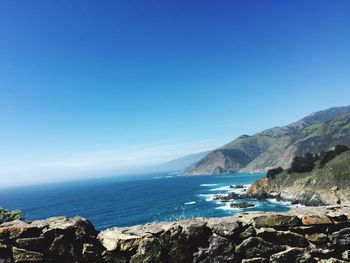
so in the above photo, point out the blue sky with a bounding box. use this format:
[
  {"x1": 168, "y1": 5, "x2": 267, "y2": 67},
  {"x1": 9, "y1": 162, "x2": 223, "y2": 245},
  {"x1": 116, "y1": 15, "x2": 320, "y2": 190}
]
[{"x1": 0, "y1": 0, "x2": 349, "y2": 186}]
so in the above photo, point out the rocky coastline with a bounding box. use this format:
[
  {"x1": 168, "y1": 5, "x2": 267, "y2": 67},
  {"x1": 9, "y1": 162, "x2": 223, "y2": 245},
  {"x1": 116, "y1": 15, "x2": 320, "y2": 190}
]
[
  {"x1": 2, "y1": 205, "x2": 350, "y2": 262},
  {"x1": 246, "y1": 146, "x2": 350, "y2": 207}
]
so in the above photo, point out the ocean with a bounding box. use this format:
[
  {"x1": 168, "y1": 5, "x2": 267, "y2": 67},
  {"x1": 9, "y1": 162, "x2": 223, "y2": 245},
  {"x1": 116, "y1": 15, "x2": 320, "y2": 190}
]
[{"x1": 0, "y1": 172, "x2": 292, "y2": 230}]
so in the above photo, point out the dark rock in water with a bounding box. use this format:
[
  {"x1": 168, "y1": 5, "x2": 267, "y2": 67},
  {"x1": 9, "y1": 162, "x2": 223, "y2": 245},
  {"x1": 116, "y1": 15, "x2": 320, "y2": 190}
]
[
  {"x1": 213, "y1": 192, "x2": 245, "y2": 202},
  {"x1": 235, "y1": 237, "x2": 284, "y2": 259},
  {"x1": 230, "y1": 202, "x2": 255, "y2": 209},
  {"x1": 230, "y1": 184, "x2": 245, "y2": 189}
]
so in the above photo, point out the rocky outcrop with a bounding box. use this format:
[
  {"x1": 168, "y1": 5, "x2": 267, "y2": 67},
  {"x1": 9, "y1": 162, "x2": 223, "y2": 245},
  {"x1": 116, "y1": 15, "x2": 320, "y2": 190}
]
[
  {"x1": 0, "y1": 216, "x2": 104, "y2": 263},
  {"x1": 184, "y1": 106, "x2": 350, "y2": 175},
  {"x1": 247, "y1": 146, "x2": 350, "y2": 206},
  {"x1": 3, "y1": 206, "x2": 350, "y2": 262}
]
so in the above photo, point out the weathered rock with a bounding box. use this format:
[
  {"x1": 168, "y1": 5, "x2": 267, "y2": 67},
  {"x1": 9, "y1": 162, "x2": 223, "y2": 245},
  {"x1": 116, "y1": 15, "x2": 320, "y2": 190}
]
[
  {"x1": 81, "y1": 242, "x2": 103, "y2": 262},
  {"x1": 319, "y1": 258, "x2": 350, "y2": 263},
  {"x1": 193, "y1": 235, "x2": 235, "y2": 263},
  {"x1": 242, "y1": 258, "x2": 269, "y2": 263},
  {"x1": 301, "y1": 215, "x2": 333, "y2": 225},
  {"x1": 0, "y1": 221, "x2": 40, "y2": 239},
  {"x1": 15, "y1": 237, "x2": 46, "y2": 253},
  {"x1": 342, "y1": 250, "x2": 350, "y2": 261},
  {"x1": 3, "y1": 206, "x2": 350, "y2": 262},
  {"x1": 206, "y1": 217, "x2": 241, "y2": 239},
  {"x1": 12, "y1": 247, "x2": 44, "y2": 263},
  {"x1": 98, "y1": 227, "x2": 145, "y2": 252},
  {"x1": 48, "y1": 234, "x2": 79, "y2": 263},
  {"x1": 31, "y1": 216, "x2": 97, "y2": 238},
  {"x1": 270, "y1": 248, "x2": 315, "y2": 263},
  {"x1": 252, "y1": 214, "x2": 301, "y2": 228},
  {"x1": 329, "y1": 227, "x2": 350, "y2": 246},
  {"x1": 289, "y1": 225, "x2": 327, "y2": 235},
  {"x1": 0, "y1": 243, "x2": 12, "y2": 262},
  {"x1": 306, "y1": 233, "x2": 328, "y2": 245},
  {"x1": 257, "y1": 229, "x2": 309, "y2": 247},
  {"x1": 235, "y1": 237, "x2": 284, "y2": 259},
  {"x1": 240, "y1": 226, "x2": 256, "y2": 239}
]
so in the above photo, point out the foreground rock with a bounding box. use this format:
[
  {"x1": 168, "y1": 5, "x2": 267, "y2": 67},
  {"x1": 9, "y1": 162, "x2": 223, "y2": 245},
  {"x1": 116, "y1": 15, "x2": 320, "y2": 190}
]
[{"x1": 2, "y1": 205, "x2": 350, "y2": 262}]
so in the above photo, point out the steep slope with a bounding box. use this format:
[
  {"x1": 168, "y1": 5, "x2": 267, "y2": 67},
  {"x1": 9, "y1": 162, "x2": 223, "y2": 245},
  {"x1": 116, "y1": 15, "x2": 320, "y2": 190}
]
[
  {"x1": 184, "y1": 106, "x2": 350, "y2": 175},
  {"x1": 241, "y1": 113, "x2": 350, "y2": 172},
  {"x1": 247, "y1": 146, "x2": 350, "y2": 206}
]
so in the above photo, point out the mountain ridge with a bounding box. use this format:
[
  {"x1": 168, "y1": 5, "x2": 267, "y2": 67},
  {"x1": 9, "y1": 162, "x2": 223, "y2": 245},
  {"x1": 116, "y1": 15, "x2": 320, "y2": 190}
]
[{"x1": 184, "y1": 106, "x2": 350, "y2": 175}]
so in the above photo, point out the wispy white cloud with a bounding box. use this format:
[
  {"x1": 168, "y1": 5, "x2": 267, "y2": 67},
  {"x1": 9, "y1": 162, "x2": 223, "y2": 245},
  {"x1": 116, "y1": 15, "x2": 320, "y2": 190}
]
[
  {"x1": 39, "y1": 138, "x2": 219, "y2": 170},
  {"x1": 0, "y1": 138, "x2": 223, "y2": 187}
]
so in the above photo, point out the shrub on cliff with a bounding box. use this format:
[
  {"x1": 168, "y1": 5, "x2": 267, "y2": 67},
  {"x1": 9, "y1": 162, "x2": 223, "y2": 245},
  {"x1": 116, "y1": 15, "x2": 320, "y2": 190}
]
[
  {"x1": 319, "y1": 145, "x2": 349, "y2": 168},
  {"x1": 0, "y1": 207, "x2": 22, "y2": 224},
  {"x1": 287, "y1": 153, "x2": 318, "y2": 174},
  {"x1": 267, "y1": 167, "x2": 283, "y2": 179}
]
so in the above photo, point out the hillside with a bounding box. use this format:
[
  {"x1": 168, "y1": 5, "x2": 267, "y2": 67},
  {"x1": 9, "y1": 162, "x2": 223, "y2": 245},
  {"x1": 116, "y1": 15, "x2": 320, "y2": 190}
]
[
  {"x1": 184, "y1": 106, "x2": 350, "y2": 175},
  {"x1": 247, "y1": 145, "x2": 350, "y2": 205}
]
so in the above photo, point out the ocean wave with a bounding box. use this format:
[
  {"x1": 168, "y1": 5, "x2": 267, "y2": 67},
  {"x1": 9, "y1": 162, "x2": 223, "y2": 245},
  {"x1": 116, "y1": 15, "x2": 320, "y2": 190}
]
[
  {"x1": 266, "y1": 199, "x2": 292, "y2": 206},
  {"x1": 152, "y1": 175, "x2": 173, "y2": 179},
  {"x1": 209, "y1": 184, "x2": 251, "y2": 192},
  {"x1": 198, "y1": 194, "x2": 216, "y2": 202},
  {"x1": 200, "y1": 184, "x2": 218, "y2": 187},
  {"x1": 215, "y1": 203, "x2": 242, "y2": 211},
  {"x1": 215, "y1": 201, "x2": 259, "y2": 211},
  {"x1": 209, "y1": 186, "x2": 231, "y2": 191},
  {"x1": 184, "y1": 201, "x2": 196, "y2": 205}
]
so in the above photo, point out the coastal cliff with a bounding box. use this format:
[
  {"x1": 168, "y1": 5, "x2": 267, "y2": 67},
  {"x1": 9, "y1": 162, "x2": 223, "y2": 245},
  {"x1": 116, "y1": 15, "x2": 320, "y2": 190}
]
[
  {"x1": 184, "y1": 106, "x2": 350, "y2": 175},
  {"x1": 2, "y1": 205, "x2": 350, "y2": 262},
  {"x1": 247, "y1": 145, "x2": 350, "y2": 206}
]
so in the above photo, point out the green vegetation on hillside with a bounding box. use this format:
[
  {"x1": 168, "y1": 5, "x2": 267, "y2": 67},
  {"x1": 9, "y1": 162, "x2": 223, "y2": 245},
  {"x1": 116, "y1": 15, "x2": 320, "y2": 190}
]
[{"x1": 0, "y1": 208, "x2": 22, "y2": 224}]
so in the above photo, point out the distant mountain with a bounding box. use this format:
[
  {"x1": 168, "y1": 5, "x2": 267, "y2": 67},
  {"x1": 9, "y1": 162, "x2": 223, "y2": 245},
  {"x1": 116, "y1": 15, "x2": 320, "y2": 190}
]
[
  {"x1": 153, "y1": 151, "x2": 210, "y2": 172},
  {"x1": 184, "y1": 106, "x2": 350, "y2": 175}
]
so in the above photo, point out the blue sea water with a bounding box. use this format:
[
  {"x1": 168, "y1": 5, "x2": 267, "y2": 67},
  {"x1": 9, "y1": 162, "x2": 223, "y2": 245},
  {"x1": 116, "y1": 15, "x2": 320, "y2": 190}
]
[{"x1": 0, "y1": 172, "x2": 291, "y2": 230}]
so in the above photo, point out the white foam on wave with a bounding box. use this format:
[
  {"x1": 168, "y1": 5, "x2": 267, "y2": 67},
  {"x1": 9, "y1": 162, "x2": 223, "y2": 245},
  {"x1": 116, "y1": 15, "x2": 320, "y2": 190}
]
[
  {"x1": 292, "y1": 203, "x2": 306, "y2": 208},
  {"x1": 184, "y1": 201, "x2": 196, "y2": 205},
  {"x1": 152, "y1": 175, "x2": 173, "y2": 179},
  {"x1": 198, "y1": 194, "x2": 216, "y2": 202},
  {"x1": 200, "y1": 184, "x2": 218, "y2": 187},
  {"x1": 209, "y1": 186, "x2": 231, "y2": 191},
  {"x1": 266, "y1": 199, "x2": 292, "y2": 206},
  {"x1": 215, "y1": 201, "x2": 259, "y2": 211},
  {"x1": 215, "y1": 203, "x2": 242, "y2": 211}
]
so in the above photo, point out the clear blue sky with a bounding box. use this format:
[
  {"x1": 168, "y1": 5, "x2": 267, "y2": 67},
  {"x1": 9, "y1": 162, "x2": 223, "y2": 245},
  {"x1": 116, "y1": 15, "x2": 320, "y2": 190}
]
[{"x1": 0, "y1": 0, "x2": 349, "y2": 186}]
